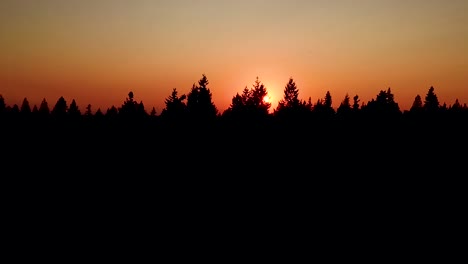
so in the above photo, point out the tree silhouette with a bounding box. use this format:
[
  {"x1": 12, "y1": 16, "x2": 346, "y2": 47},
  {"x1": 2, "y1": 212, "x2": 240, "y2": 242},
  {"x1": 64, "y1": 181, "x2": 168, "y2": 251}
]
[
  {"x1": 38, "y1": 98, "x2": 50, "y2": 117},
  {"x1": 223, "y1": 77, "x2": 271, "y2": 123},
  {"x1": 450, "y1": 99, "x2": 462, "y2": 112},
  {"x1": 32, "y1": 105, "x2": 38, "y2": 115},
  {"x1": 410, "y1": 95, "x2": 423, "y2": 114},
  {"x1": 352, "y1": 95, "x2": 360, "y2": 111},
  {"x1": 68, "y1": 99, "x2": 81, "y2": 119},
  {"x1": 363, "y1": 88, "x2": 401, "y2": 119},
  {"x1": 119, "y1": 91, "x2": 147, "y2": 119},
  {"x1": 106, "y1": 106, "x2": 118, "y2": 118},
  {"x1": 337, "y1": 93, "x2": 352, "y2": 118},
  {"x1": 313, "y1": 91, "x2": 335, "y2": 119},
  {"x1": 20, "y1": 98, "x2": 31, "y2": 115},
  {"x1": 186, "y1": 74, "x2": 218, "y2": 123},
  {"x1": 95, "y1": 108, "x2": 104, "y2": 118},
  {"x1": 277, "y1": 77, "x2": 300, "y2": 109},
  {"x1": 150, "y1": 107, "x2": 157, "y2": 117},
  {"x1": 10, "y1": 104, "x2": 20, "y2": 115},
  {"x1": 85, "y1": 104, "x2": 92, "y2": 117},
  {"x1": 424, "y1": 86, "x2": 440, "y2": 113},
  {"x1": 250, "y1": 76, "x2": 271, "y2": 116},
  {"x1": 274, "y1": 77, "x2": 309, "y2": 121},
  {"x1": 52, "y1": 96, "x2": 68, "y2": 119},
  {"x1": 161, "y1": 88, "x2": 187, "y2": 122},
  {"x1": 0, "y1": 95, "x2": 6, "y2": 115},
  {"x1": 222, "y1": 86, "x2": 250, "y2": 121}
]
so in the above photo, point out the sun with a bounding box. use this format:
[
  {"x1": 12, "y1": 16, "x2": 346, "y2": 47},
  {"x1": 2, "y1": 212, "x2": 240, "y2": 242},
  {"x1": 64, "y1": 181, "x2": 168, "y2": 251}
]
[{"x1": 263, "y1": 95, "x2": 271, "y2": 103}]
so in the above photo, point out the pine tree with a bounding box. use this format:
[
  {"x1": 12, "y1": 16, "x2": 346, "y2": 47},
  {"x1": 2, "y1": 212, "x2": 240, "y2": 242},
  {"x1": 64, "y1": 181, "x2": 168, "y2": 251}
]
[
  {"x1": 424, "y1": 86, "x2": 440, "y2": 113},
  {"x1": 0, "y1": 95, "x2": 5, "y2": 115},
  {"x1": 52, "y1": 96, "x2": 68, "y2": 118},
  {"x1": 352, "y1": 95, "x2": 360, "y2": 111},
  {"x1": 68, "y1": 99, "x2": 81, "y2": 119},
  {"x1": 278, "y1": 77, "x2": 300, "y2": 109},
  {"x1": 150, "y1": 107, "x2": 157, "y2": 117},
  {"x1": 20, "y1": 98, "x2": 31, "y2": 114},
  {"x1": 410, "y1": 95, "x2": 423, "y2": 113},
  {"x1": 186, "y1": 74, "x2": 218, "y2": 122},
  {"x1": 39, "y1": 98, "x2": 50, "y2": 116},
  {"x1": 161, "y1": 88, "x2": 187, "y2": 121},
  {"x1": 337, "y1": 93, "x2": 352, "y2": 116}
]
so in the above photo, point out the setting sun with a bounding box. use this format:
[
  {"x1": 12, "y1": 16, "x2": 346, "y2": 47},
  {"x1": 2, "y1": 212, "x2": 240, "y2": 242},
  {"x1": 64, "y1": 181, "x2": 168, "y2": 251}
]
[{"x1": 263, "y1": 95, "x2": 271, "y2": 103}]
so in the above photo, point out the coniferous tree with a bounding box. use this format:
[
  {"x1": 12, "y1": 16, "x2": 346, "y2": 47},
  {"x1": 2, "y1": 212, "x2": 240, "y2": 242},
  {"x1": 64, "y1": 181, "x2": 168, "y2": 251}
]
[
  {"x1": 222, "y1": 87, "x2": 249, "y2": 120},
  {"x1": 150, "y1": 107, "x2": 157, "y2": 117},
  {"x1": 0, "y1": 95, "x2": 5, "y2": 115},
  {"x1": 450, "y1": 99, "x2": 462, "y2": 112},
  {"x1": 186, "y1": 74, "x2": 218, "y2": 122},
  {"x1": 38, "y1": 98, "x2": 50, "y2": 117},
  {"x1": 20, "y1": 98, "x2": 31, "y2": 115},
  {"x1": 118, "y1": 91, "x2": 147, "y2": 120},
  {"x1": 85, "y1": 104, "x2": 92, "y2": 117},
  {"x1": 223, "y1": 77, "x2": 272, "y2": 123},
  {"x1": 52, "y1": 96, "x2": 68, "y2": 119},
  {"x1": 68, "y1": 99, "x2": 81, "y2": 120},
  {"x1": 10, "y1": 104, "x2": 20, "y2": 115},
  {"x1": 313, "y1": 91, "x2": 335, "y2": 118},
  {"x1": 410, "y1": 95, "x2": 423, "y2": 114},
  {"x1": 274, "y1": 77, "x2": 309, "y2": 121},
  {"x1": 363, "y1": 88, "x2": 401, "y2": 118},
  {"x1": 424, "y1": 86, "x2": 440, "y2": 113},
  {"x1": 95, "y1": 108, "x2": 104, "y2": 118},
  {"x1": 250, "y1": 76, "x2": 271, "y2": 117},
  {"x1": 337, "y1": 93, "x2": 352, "y2": 117},
  {"x1": 352, "y1": 95, "x2": 360, "y2": 111},
  {"x1": 161, "y1": 88, "x2": 187, "y2": 122},
  {"x1": 277, "y1": 77, "x2": 300, "y2": 109},
  {"x1": 106, "y1": 105, "x2": 118, "y2": 117}
]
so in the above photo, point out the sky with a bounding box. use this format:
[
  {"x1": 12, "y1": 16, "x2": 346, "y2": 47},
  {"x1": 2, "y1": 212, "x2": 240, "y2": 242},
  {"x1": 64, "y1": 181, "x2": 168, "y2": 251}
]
[{"x1": 1, "y1": 0, "x2": 468, "y2": 113}]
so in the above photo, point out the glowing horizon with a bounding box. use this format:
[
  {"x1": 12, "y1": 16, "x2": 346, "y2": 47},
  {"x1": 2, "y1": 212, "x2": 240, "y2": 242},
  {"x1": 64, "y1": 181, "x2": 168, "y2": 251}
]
[{"x1": 1, "y1": 0, "x2": 468, "y2": 113}]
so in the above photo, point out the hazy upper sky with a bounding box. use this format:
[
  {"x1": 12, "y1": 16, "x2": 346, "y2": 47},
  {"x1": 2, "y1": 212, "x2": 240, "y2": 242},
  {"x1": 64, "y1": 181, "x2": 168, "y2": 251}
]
[{"x1": 1, "y1": 0, "x2": 467, "y2": 112}]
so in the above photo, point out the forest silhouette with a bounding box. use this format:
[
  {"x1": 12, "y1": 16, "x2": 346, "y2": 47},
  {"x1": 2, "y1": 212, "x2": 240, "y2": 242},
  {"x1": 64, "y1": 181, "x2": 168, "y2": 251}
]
[{"x1": 1, "y1": 74, "x2": 467, "y2": 184}]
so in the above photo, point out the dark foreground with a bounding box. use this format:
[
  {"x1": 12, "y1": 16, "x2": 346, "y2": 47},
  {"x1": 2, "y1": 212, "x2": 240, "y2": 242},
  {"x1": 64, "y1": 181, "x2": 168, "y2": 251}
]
[{"x1": 2, "y1": 118, "x2": 466, "y2": 251}]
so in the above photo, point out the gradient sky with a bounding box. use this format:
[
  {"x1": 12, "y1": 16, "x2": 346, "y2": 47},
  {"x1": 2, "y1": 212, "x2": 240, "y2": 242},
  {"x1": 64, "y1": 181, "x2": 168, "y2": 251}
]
[{"x1": 1, "y1": 0, "x2": 467, "y2": 113}]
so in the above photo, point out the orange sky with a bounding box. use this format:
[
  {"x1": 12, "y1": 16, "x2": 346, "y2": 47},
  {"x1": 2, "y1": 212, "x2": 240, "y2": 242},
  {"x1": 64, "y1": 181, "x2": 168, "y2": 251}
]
[{"x1": 1, "y1": 0, "x2": 467, "y2": 113}]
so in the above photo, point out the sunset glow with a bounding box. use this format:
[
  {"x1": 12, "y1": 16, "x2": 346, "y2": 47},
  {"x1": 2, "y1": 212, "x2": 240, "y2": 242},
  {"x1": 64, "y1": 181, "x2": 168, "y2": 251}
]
[{"x1": 1, "y1": 0, "x2": 468, "y2": 113}]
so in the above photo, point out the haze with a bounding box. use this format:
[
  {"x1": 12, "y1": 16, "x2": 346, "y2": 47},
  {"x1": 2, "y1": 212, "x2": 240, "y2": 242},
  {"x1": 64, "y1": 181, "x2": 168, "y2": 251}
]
[{"x1": 1, "y1": 0, "x2": 467, "y2": 113}]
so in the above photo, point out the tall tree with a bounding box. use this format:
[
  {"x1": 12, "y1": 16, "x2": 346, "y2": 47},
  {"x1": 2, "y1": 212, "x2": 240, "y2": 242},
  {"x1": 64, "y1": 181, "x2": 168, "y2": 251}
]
[
  {"x1": 20, "y1": 98, "x2": 31, "y2": 114},
  {"x1": 68, "y1": 99, "x2": 81, "y2": 119},
  {"x1": 0, "y1": 95, "x2": 6, "y2": 115},
  {"x1": 223, "y1": 78, "x2": 272, "y2": 122},
  {"x1": 337, "y1": 93, "x2": 352, "y2": 116},
  {"x1": 250, "y1": 76, "x2": 271, "y2": 115},
  {"x1": 150, "y1": 107, "x2": 157, "y2": 117},
  {"x1": 39, "y1": 98, "x2": 50, "y2": 116},
  {"x1": 119, "y1": 91, "x2": 147, "y2": 118},
  {"x1": 95, "y1": 108, "x2": 104, "y2": 118},
  {"x1": 352, "y1": 95, "x2": 360, "y2": 111},
  {"x1": 277, "y1": 77, "x2": 300, "y2": 109},
  {"x1": 106, "y1": 106, "x2": 119, "y2": 118},
  {"x1": 186, "y1": 74, "x2": 218, "y2": 122},
  {"x1": 313, "y1": 91, "x2": 335, "y2": 117},
  {"x1": 410, "y1": 95, "x2": 423, "y2": 113},
  {"x1": 85, "y1": 104, "x2": 92, "y2": 117},
  {"x1": 52, "y1": 96, "x2": 68, "y2": 118},
  {"x1": 161, "y1": 88, "x2": 187, "y2": 121},
  {"x1": 363, "y1": 88, "x2": 401, "y2": 118},
  {"x1": 423, "y1": 86, "x2": 440, "y2": 113},
  {"x1": 274, "y1": 77, "x2": 309, "y2": 120}
]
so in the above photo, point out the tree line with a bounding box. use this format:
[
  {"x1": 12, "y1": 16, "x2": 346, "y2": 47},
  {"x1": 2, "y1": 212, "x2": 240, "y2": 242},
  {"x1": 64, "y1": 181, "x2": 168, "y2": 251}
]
[{"x1": 1, "y1": 74, "x2": 467, "y2": 128}]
